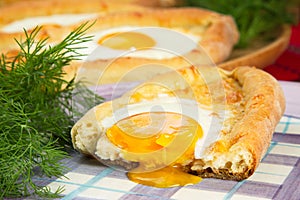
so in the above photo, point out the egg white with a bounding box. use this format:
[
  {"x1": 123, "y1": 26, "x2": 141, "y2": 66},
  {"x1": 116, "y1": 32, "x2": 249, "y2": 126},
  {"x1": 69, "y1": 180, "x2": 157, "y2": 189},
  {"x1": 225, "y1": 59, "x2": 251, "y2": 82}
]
[
  {"x1": 100, "y1": 96, "x2": 230, "y2": 159},
  {"x1": 81, "y1": 26, "x2": 201, "y2": 61},
  {"x1": 1, "y1": 13, "x2": 99, "y2": 33}
]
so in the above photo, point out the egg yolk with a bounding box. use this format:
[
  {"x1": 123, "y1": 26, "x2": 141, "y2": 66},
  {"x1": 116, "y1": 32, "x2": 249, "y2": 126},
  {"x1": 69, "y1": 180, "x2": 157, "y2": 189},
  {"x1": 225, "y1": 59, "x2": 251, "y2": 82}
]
[
  {"x1": 98, "y1": 32, "x2": 156, "y2": 50},
  {"x1": 106, "y1": 112, "x2": 203, "y2": 188}
]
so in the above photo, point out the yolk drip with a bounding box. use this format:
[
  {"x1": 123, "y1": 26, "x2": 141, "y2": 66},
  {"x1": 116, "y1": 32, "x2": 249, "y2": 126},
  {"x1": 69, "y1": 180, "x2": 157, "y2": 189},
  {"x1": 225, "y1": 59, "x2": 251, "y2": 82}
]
[
  {"x1": 127, "y1": 165, "x2": 202, "y2": 188},
  {"x1": 98, "y1": 32, "x2": 156, "y2": 50},
  {"x1": 106, "y1": 112, "x2": 203, "y2": 188}
]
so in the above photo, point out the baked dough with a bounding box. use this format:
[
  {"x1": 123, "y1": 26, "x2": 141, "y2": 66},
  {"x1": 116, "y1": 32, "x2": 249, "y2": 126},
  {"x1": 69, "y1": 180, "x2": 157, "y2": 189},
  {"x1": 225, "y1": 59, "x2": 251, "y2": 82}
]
[
  {"x1": 74, "y1": 7, "x2": 239, "y2": 84},
  {"x1": 0, "y1": 0, "x2": 147, "y2": 51},
  {"x1": 0, "y1": 0, "x2": 170, "y2": 8},
  {"x1": 71, "y1": 65, "x2": 285, "y2": 181},
  {"x1": 0, "y1": 4, "x2": 239, "y2": 85}
]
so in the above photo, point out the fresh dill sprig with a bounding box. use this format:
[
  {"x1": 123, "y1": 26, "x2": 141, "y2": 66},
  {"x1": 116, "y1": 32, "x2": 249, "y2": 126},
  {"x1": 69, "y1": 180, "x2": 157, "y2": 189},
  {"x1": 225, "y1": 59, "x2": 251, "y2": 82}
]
[
  {"x1": 0, "y1": 22, "x2": 104, "y2": 198},
  {"x1": 185, "y1": 0, "x2": 296, "y2": 48}
]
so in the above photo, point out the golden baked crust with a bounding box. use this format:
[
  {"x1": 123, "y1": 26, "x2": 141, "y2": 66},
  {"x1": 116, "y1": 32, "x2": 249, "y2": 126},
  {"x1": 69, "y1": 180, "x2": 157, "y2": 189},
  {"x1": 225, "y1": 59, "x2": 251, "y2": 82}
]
[
  {"x1": 0, "y1": 0, "x2": 147, "y2": 50},
  {"x1": 76, "y1": 7, "x2": 239, "y2": 84},
  {"x1": 189, "y1": 66, "x2": 285, "y2": 180},
  {"x1": 0, "y1": 5, "x2": 239, "y2": 84},
  {"x1": 0, "y1": 0, "x2": 146, "y2": 27},
  {"x1": 0, "y1": 0, "x2": 170, "y2": 8},
  {"x1": 71, "y1": 65, "x2": 285, "y2": 181}
]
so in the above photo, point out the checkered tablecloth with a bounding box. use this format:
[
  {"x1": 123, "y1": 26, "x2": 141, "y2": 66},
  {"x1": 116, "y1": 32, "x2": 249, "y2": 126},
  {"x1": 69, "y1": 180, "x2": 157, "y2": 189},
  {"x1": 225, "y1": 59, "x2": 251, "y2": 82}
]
[{"x1": 29, "y1": 82, "x2": 300, "y2": 200}]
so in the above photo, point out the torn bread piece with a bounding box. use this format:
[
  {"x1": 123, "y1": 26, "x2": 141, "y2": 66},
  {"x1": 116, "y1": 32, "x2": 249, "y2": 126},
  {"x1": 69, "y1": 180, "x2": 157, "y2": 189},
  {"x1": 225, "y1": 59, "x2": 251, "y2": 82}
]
[{"x1": 71, "y1": 66, "x2": 285, "y2": 185}]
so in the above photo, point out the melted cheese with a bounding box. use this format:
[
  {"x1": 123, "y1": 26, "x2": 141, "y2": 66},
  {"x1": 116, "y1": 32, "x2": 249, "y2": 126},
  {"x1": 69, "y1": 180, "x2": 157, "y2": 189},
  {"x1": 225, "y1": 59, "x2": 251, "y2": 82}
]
[
  {"x1": 1, "y1": 13, "x2": 99, "y2": 33},
  {"x1": 3, "y1": 18, "x2": 202, "y2": 61}
]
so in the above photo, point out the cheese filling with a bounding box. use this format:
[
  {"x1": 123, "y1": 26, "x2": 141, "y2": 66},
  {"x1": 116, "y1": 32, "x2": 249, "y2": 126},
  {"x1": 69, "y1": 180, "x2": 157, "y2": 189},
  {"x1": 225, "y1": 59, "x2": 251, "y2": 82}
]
[
  {"x1": 3, "y1": 18, "x2": 202, "y2": 61},
  {"x1": 1, "y1": 13, "x2": 99, "y2": 33}
]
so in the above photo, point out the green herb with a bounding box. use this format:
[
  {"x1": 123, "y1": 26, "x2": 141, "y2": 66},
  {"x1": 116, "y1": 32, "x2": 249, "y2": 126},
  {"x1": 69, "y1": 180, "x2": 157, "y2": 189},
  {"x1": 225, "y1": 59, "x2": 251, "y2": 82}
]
[
  {"x1": 0, "y1": 23, "x2": 103, "y2": 198},
  {"x1": 185, "y1": 0, "x2": 296, "y2": 47}
]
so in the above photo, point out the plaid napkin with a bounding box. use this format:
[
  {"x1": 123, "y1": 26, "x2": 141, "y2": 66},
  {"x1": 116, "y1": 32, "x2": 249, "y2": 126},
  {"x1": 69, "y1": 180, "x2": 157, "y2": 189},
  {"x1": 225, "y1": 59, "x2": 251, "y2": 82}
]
[{"x1": 264, "y1": 22, "x2": 300, "y2": 82}]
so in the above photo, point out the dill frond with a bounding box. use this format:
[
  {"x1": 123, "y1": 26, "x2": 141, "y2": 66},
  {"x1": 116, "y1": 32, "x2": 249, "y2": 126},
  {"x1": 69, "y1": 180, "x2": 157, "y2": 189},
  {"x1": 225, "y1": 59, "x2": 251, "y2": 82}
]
[{"x1": 0, "y1": 22, "x2": 103, "y2": 198}]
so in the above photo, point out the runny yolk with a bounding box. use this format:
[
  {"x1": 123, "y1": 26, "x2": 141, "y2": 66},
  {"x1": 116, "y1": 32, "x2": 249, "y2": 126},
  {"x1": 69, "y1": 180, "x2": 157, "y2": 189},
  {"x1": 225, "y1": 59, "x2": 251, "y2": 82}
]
[
  {"x1": 98, "y1": 32, "x2": 156, "y2": 50},
  {"x1": 127, "y1": 165, "x2": 201, "y2": 188},
  {"x1": 106, "y1": 112, "x2": 203, "y2": 188}
]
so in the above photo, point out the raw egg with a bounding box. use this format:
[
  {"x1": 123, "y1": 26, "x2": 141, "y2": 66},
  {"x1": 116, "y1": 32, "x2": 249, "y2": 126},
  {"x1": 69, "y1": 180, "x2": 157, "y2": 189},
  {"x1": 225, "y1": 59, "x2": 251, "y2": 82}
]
[{"x1": 106, "y1": 111, "x2": 203, "y2": 187}]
